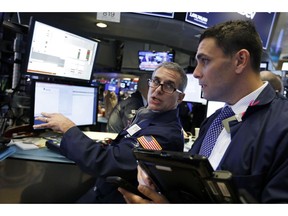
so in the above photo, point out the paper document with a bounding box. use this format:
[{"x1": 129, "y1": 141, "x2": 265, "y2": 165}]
[{"x1": 9, "y1": 137, "x2": 47, "y2": 150}]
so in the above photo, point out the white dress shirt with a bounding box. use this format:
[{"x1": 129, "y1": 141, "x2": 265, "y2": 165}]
[{"x1": 209, "y1": 82, "x2": 268, "y2": 170}]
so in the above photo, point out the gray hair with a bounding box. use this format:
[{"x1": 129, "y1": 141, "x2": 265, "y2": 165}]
[{"x1": 153, "y1": 62, "x2": 187, "y2": 92}]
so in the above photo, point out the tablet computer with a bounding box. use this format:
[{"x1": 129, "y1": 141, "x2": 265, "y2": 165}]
[{"x1": 133, "y1": 148, "x2": 240, "y2": 203}]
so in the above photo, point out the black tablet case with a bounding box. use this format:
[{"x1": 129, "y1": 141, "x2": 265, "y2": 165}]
[{"x1": 133, "y1": 148, "x2": 240, "y2": 203}]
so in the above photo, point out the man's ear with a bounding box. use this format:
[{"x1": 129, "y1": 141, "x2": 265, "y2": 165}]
[
  {"x1": 177, "y1": 93, "x2": 185, "y2": 103},
  {"x1": 235, "y1": 49, "x2": 249, "y2": 73}
]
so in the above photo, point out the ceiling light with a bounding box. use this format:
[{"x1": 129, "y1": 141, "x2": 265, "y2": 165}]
[{"x1": 96, "y1": 22, "x2": 107, "y2": 28}]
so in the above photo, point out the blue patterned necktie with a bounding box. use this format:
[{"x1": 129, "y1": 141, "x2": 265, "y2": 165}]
[{"x1": 199, "y1": 106, "x2": 234, "y2": 158}]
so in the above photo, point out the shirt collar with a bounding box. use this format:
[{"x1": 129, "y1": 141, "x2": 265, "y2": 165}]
[
  {"x1": 230, "y1": 81, "x2": 268, "y2": 115},
  {"x1": 142, "y1": 94, "x2": 148, "y2": 107}
]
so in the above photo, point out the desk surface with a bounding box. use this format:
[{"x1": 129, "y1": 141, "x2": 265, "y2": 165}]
[
  {"x1": 1, "y1": 131, "x2": 118, "y2": 203},
  {"x1": 9, "y1": 131, "x2": 118, "y2": 163},
  {"x1": 1, "y1": 152, "x2": 95, "y2": 203},
  {"x1": 9, "y1": 131, "x2": 191, "y2": 163},
  {"x1": 10, "y1": 146, "x2": 73, "y2": 163}
]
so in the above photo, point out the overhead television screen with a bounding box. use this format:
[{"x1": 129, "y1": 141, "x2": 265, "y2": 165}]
[
  {"x1": 136, "y1": 12, "x2": 175, "y2": 19},
  {"x1": 23, "y1": 19, "x2": 99, "y2": 82},
  {"x1": 138, "y1": 50, "x2": 174, "y2": 71},
  {"x1": 185, "y1": 12, "x2": 277, "y2": 49},
  {"x1": 105, "y1": 82, "x2": 120, "y2": 94}
]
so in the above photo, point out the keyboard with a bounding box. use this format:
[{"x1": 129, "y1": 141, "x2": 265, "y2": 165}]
[
  {"x1": 43, "y1": 131, "x2": 118, "y2": 154},
  {"x1": 41, "y1": 132, "x2": 63, "y2": 154},
  {"x1": 45, "y1": 139, "x2": 62, "y2": 154}
]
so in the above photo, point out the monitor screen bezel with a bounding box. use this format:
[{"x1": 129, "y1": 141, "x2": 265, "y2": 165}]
[
  {"x1": 30, "y1": 79, "x2": 99, "y2": 131},
  {"x1": 22, "y1": 17, "x2": 99, "y2": 84}
]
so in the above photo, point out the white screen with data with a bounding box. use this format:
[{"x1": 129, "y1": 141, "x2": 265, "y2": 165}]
[{"x1": 33, "y1": 81, "x2": 98, "y2": 127}]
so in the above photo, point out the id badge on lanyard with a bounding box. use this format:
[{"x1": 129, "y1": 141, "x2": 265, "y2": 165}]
[{"x1": 126, "y1": 124, "x2": 141, "y2": 136}]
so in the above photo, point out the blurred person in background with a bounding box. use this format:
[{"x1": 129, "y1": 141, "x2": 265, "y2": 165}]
[
  {"x1": 260, "y1": 70, "x2": 283, "y2": 94},
  {"x1": 106, "y1": 73, "x2": 150, "y2": 133}
]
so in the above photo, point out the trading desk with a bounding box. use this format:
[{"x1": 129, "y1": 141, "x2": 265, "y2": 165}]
[
  {"x1": 0, "y1": 131, "x2": 117, "y2": 203},
  {"x1": 8, "y1": 146, "x2": 73, "y2": 163},
  {"x1": 0, "y1": 131, "x2": 191, "y2": 203}
]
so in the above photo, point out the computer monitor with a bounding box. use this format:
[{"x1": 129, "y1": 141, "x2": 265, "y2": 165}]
[
  {"x1": 183, "y1": 74, "x2": 207, "y2": 105},
  {"x1": 281, "y1": 62, "x2": 288, "y2": 71},
  {"x1": 138, "y1": 50, "x2": 174, "y2": 71},
  {"x1": 128, "y1": 81, "x2": 138, "y2": 92},
  {"x1": 30, "y1": 80, "x2": 98, "y2": 130},
  {"x1": 260, "y1": 61, "x2": 269, "y2": 71},
  {"x1": 119, "y1": 79, "x2": 131, "y2": 91},
  {"x1": 206, "y1": 101, "x2": 225, "y2": 118},
  {"x1": 23, "y1": 18, "x2": 99, "y2": 83},
  {"x1": 104, "y1": 82, "x2": 120, "y2": 95}
]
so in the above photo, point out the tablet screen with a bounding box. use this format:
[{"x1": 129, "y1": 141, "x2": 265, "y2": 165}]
[{"x1": 133, "y1": 148, "x2": 240, "y2": 203}]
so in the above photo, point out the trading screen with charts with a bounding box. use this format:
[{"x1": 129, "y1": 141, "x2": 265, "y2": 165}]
[{"x1": 25, "y1": 20, "x2": 98, "y2": 82}]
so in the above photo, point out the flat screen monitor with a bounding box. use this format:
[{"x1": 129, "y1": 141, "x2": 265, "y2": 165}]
[
  {"x1": 206, "y1": 101, "x2": 225, "y2": 118},
  {"x1": 128, "y1": 82, "x2": 138, "y2": 91},
  {"x1": 281, "y1": 62, "x2": 288, "y2": 71},
  {"x1": 119, "y1": 79, "x2": 131, "y2": 91},
  {"x1": 31, "y1": 80, "x2": 98, "y2": 130},
  {"x1": 138, "y1": 50, "x2": 174, "y2": 71},
  {"x1": 183, "y1": 74, "x2": 207, "y2": 105},
  {"x1": 23, "y1": 19, "x2": 99, "y2": 83},
  {"x1": 260, "y1": 61, "x2": 269, "y2": 71},
  {"x1": 104, "y1": 82, "x2": 119, "y2": 94}
]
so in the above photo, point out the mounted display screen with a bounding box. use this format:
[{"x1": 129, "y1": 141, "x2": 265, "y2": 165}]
[
  {"x1": 138, "y1": 50, "x2": 174, "y2": 71},
  {"x1": 185, "y1": 12, "x2": 277, "y2": 49},
  {"x1": 23, "y1": 19, "x2": 98, "y2": 82}
]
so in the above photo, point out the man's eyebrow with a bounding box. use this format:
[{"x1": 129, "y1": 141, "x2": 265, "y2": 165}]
[
  {"x1": 154, "y1": 76, "x2": 175, "y2": 85},
  {"x1": 195, "y1": 53, "x2": 204, "y2": 60},
  {"x1": 165, "y1": 80, "x2": 175, "y2": 85}
]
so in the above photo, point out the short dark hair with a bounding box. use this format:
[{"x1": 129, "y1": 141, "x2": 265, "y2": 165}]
[
  {"x1": 153, "y1": 62, "x2": 187, "y2": 92},
  {"x1": 199, "y1": 20, "x2": 263, "y2": 71}
]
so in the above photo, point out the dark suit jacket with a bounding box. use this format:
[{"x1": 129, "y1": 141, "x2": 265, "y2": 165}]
[
  {"x1": 60, "y1": 107, "x2": 184, "y2": 203},
  {"x1": 190, "y1": 84, "x2": 288, "y2": 203},
  {"x1": 106, "y1": 90, "x2": 144, "y2": 133}
]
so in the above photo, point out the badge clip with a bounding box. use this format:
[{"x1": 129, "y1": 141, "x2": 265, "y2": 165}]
[{"x1": 222, "y1": 116, "x2": 237, "y2": 133}]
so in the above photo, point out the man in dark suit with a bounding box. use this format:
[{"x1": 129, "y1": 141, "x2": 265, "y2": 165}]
[
  {"x1": 106, "y1": 73, "x2": 150, "y2": 133},
  {"x1": 120, "y1": 20, "x2": 288, "y2": 203},
  {"x1": 33, "y1": 62, "x2": 187, "y2": 203}
]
